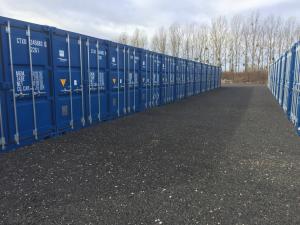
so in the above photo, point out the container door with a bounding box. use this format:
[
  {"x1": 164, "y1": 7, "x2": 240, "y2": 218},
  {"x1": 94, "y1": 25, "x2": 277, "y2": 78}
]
[
  {"x1": 126, "y1": 47, "x2": 132, "y2": 113},
  {"x1": 168, "y1": 58, "x2": 171, "y2": 102},
  {"x1": 148, "y1": 53, "x2": 154, "y2": 107},
  {"x1": 134, "y1": 50, "x2": 140, "y2": 111},
  {"x1": 198, "y1": 65, "x2": 201, "y2": 93},
  {"x1": 187, "y1": 63, "x2": 190, "y2": 96},
  {"x1": 109, "y1": 45, "x2": 125, "y2": 117},
  {"x1": 197, "y1": 66, "x2": 199, "y2": 94},
  {"x1": 205, "y1": 65, "x2": 208, "y2": 92},
  {"x1": 154, "y1": 55, "x2": 160, "y2": 106},
  {"x1": 193, "y1": 63, "x2": 195, "y2": 95},
  {"x1": 216, "y1": 67, "x2": 218, "y2": 89},
  {"x1": 85, "y1": 38, "x2": 108, "y2": 124},
  {"x1": 212, "y1": 67, "x2": 215, "y2": 90},
  {"x1": 168, "y1": 57, "x2": 172, "y2": 102},
  {"x1": 194, "y1": 64, "x2": 197, "y2": 94},
  {"x1": 207, "y1": 66, "x2": 209, "y2": 91},
  {"x1": 140, "y1": 51, "x2": 150, "y2": 109},
  {"x1": 189, "y1": 63, "x2": 192, "y2": 95},
  {"x1": 52, "y1": 32, "x2": 85, "y2": 132},
  {"x1": 140, "y1": 70, "x2": 147, "y2": 110},
  {"x1": 180, "y1": 61, "x2": 183, "y2": 98},
  {"x1": 182, "y1": 61, "x2": 186, "y2": 97},
  {"x1": 170, "y1": 59, "x2": 175, "y2": 101},
  {"x1": 283, "y1": 49, "x2": 295, "y2": 115},
  {"x1": 291, "y1": 45, "x2": 300, "y2": 126},
  {"x1": 191, "y1": 63, "x2": 193, "y2": 95},
  {"x1": 161, "y1": 56, "x2": 167, "y2": 104},
  {"x1": 207, "y1": 66, "x2": 211, "y2": 91},
  {"x1": 151, "y1": 54, "x2": 156, "y2": 106},
  {"x1": 199, "y1": 65, "x2": 202, "y2": 92},
  {"x1": 279, "y1": 57, "x2": 285, "y2": 105},
  {"x1": 280, "y1": 57, "x2": 286, "y2": 106},
  {"x1": 145, "y1": 53, "x2": 151, "y2": 108},
  {"x1": 126, "y1": 47, "x2": 139, "y2": 112},
  {"x1": 2, "y1": 21, "x2": 54, "y2": 148},
  {"x1": 175, "y1": 62, "x2": 178, "y2": 100},
  {"x1": 186, "y1": 63, "x2": 189, "y2": 96},
  {"x1": 0, "y1": 38, "x2": 7, "y2": 151},
  {"x1": 201, "y1": 65, "x2": 205, "y2": 92}
]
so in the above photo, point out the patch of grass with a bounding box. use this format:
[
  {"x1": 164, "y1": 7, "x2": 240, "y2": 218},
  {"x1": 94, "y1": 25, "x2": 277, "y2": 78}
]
[{"x1": 222, "y1": 71, "x2": 268, "y2": 84}]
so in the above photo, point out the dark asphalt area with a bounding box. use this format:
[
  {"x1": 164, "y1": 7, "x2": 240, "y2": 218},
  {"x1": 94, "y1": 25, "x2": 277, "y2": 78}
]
[{"x1": 0, "y1": 85, "x2": 300, "y2": 225}]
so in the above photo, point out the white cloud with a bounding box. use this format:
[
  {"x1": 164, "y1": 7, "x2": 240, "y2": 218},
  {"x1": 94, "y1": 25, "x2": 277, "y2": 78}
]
[
  {"x1": 217, "y1": 0, "x2": 287, "y2": 12},
  {"x1": 0, "y1": 0, "x2": 298, "y2": 41}
]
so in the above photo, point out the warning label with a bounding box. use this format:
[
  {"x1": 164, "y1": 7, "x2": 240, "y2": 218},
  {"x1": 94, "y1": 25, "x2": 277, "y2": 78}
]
[{"x1": 60, "y1": 79, "x2": 67, "y2": 87}]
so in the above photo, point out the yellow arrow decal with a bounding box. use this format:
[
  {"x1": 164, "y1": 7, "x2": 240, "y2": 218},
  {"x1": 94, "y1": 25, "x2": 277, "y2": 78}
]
[{"x1": 60, "y1": 79, "x2": 67, "y2": 87}]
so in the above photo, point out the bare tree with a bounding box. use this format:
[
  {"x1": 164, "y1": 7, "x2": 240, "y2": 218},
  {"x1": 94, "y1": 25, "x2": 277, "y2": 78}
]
[
  {"x1": 223, "y1": 32, "x2": 230, "y2": 72},
  {"x1": 283, "y1": 17, "x2": 298, "y2": 51},
  {"x1": 241, "y1": 17, "x2": 251, "y2": 72},
  {"x1": 182, "y1": 23, "x2": 195, "y2": 59},
  {"x1": 190, "y1": 23, "x2": 198, "y2": 60},
  {"x1": 118, "y1": 32, "x2": 129, "y2": 45},
  {"x1": 230, "y1": 15, "x2": 243, "y2": 72},
  {"x1": 210, "y1": 16, "x2": 228, "y2": 66},
  {"x1": 117, "y1": 11, "x2": 299, "y2": 73},
  {"x1": 257, "y1": 24, "x2": 266, "y2": 70},
  {"x1": 194, "y1": 24, "x2": 210, "y2": 62},
  {"x1": 168, "y1": 23, "x2": 182, "y2": 57},
  {"x1": 265, "y1": 15, "x2": 278, "y2": 66},
  {"x1": 130, "y1": 28, "x2": 148, "y2": 48},
  {"x1": 152, "y1": 27, "x2": 168, "y2": 54},
  {"x1": 296, "y1": 24, "x2": 300, "y2": 41},
  {"x1": 151, "y1": 34, "x2": 159, "y2": 52},
  {"x1": 227, "y1": 34, "x2": 235, "y2": 72},
  {"x1": 275, "y1": 17, "x2": 284, "y2": 58},
  {"x1": 248, "y1": 11, "x2": 261, "y2": 71}
]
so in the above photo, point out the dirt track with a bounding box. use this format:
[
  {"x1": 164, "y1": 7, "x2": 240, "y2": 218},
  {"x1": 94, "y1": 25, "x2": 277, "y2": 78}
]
[{"x1": 0, "y1": 85, "x2": 299, "y2": 225}]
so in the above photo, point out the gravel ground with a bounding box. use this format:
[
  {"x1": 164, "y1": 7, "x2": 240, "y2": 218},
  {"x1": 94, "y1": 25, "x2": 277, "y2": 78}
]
[{"x1": 0, "y1": 85, "x2": 300, "y2": 225}]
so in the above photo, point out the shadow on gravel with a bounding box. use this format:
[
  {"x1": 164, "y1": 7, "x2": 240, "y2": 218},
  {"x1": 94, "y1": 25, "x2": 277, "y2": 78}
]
[{"x1": 0, "y1": 86, "x2": 255, "y2": 224}]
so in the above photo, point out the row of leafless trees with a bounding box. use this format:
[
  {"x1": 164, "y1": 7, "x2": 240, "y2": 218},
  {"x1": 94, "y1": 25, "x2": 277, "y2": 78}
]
[{"x1": 117, "y1": 12, "x2": 300, "y2": 72}]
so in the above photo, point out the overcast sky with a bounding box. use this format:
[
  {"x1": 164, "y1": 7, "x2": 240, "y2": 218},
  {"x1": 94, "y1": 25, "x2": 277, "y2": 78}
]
[{"x1": 0, "y1": 0, "x2": 299, "y2": 41}]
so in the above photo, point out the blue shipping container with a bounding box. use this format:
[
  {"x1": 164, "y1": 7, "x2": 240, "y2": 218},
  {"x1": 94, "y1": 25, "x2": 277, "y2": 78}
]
[{"x1": 0, "y1": 16, "x2": 222, "y2": 152}]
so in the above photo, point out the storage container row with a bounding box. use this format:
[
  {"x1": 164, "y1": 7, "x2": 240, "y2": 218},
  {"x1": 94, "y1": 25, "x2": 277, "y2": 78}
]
[
  {"x1": 268, "y1": 41, "x2": 300, "y2": 135},
  {"x1": 0, "y1": 16, "x2": 222, "y2": 152}
]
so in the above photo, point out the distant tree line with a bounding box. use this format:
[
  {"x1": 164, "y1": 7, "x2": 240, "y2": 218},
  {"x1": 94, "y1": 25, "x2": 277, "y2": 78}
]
[{"x1": 117, "y1": 11, "x2": 300, "y2": 72}]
